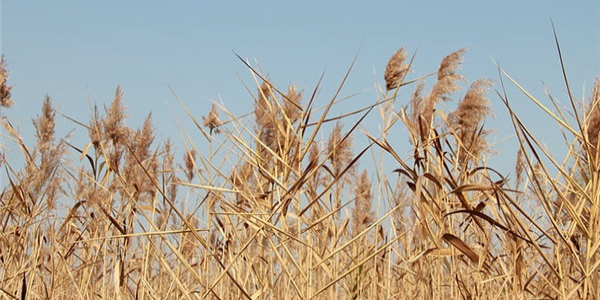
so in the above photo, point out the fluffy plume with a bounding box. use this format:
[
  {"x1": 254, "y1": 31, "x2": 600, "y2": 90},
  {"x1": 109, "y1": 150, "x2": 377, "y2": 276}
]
[
  {"x1": 103, "y1": 86, "x2": 128, "y2": 173},
  {"x1": 352, "y1": 170, "x2": 374, "y2": 236},
  {"x1": 103, "y1": 86, "x2": 128, "y2": 145},
  {"x1": 515, "y1": 148, "x2": 525, "y2": 190},
  {"x1": 184, "y1": 149, "x2": 197, "y2": 182},
  {"x1": 327, "y1": 122, "x2": 354, "y2": 175},
  {"x1": 255, "y1": 81, "x2": 277, "y2": 154},
  {"x1": 202, "y1": 103, "x2": 222, "y2": 134},
  {"x1": 163, "y1": 139, "x2": 179, "y2": 201},
  {"x1": 431, "y1": 48, "x2": 466, "y2": 102},
  {"x1": 451, "y1": 79, "x2": 492, "y2": 163},
  {"x1": 586, "y1": 78, "x2": 600, "y2": 159},
  {"x1": 28, "y1": 96, "x2": 64, "y2": 209},
  {"x1": 123, "y1": 113, "x2": 157, "y2": 203},
  {"x1": 33, "y1": 95, "x2": 57, "y2": 153},
  {"x1": 283, "y1": 84, "x2": 302, "y2": 123},
  {"x1": 410, "y1": 49, "x2": 467, "y2": 143},
  {"x1": 384, "y1": 47, "x2": 409, "y2": 91},
  {"x1": 88, "y1": 105, "x2": 103, "y2": 150},
  {"x1": 0, "y1": 55, "x2": 13, "y2": 108}
]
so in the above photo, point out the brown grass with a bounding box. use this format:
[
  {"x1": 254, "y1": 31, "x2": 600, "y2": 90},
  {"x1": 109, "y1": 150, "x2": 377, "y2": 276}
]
[{"x1": 0, "y1": 37, "x2": 599, "y2": 299}]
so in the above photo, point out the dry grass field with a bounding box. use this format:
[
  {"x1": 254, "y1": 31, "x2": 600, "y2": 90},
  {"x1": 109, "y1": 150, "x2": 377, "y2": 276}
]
[{"x1": 0, "y1": 38, "x2": 598, "y2": 299}]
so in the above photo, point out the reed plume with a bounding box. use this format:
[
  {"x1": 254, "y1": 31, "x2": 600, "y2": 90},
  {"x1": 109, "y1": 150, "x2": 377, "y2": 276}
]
[
  {"x1": 408, "y1": 48, "x2": 467, "y2": 144},
  {"x1": 122, "y1": 113, "x2": 157, "y2": 203},
  {"x1": 284, "y1": 84, "x2": 302, "y2": 123},
  {"x1": 450, "y1": 79, "x2": 492, "y2": 164},
  {"x1": 351, "y1": 170, "x2": 374, "y2": 236},
  {"x1": 433, "y1": 48, "x2": 466, "y2": 102},
  {"x1": 202, "y1": 103, "x2": 222, "y2": 134},
  {"x1": 327, "y1": 122, "x2": 354, "y2": 176},
  {"x1": 586, "y1": 78, "x2": 600, "y2": 160},
  {"x1": 103, "y1": 86, "x2": 128, "y2": 145},
  {"x1": 0, "y1": 55, "x2": 13, "y2": 108},
  {"x1": 27, "y1": 96, "x2": 64, "y2": 209},
  {"x1": 384, "y1": 47, "x2": 408, "y2": 91},
  {"x1": 183, "y1": 148, "x2": 197, "y2": 182}
]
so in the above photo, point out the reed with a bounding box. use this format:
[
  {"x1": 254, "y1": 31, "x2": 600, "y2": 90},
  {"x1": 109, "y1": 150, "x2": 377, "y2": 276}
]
[{"x1": 0, "y1": 37, "x2": 597, "y2": 299}]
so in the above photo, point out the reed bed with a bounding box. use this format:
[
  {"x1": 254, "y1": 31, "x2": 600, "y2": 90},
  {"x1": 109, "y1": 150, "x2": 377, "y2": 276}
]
[{"x1": 0, "y1": 35, "x2": 598, "y2": 299}]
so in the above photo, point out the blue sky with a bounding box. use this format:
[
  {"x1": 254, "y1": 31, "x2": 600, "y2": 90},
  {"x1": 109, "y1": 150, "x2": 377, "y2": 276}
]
[{"x1": 2, "y1": 1, "x2": 599, "y2": 178}]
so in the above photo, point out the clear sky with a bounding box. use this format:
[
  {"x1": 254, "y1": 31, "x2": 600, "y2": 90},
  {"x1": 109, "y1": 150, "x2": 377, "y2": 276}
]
[{"x1": 2, "y1": 1, "x2": 600, "y2": 178}]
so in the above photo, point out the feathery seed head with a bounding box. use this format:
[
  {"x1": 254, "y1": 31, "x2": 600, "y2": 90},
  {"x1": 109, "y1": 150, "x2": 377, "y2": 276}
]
[
  {"x1": 203, "y1": 103, "x2": 222, "y2": 134},
  {"x1": 327, "y1": 122, "x2": 354, "y2": 174},
  {"x1": 34, "y1": 96, "x2": 57, "y2": 152},
  {"x1": 452, "y1": 79, "x2": 492, "y2": 163},
  {"x1": 384, "y1": 47, "x2": 409, "y2": 91},
  {"x1": 0, "y1": 56, "x2": 14, "y2": 108},
  {"x1": 284, "y1": 84, "x2": 302, "y2": 123},
  {"x1": 586, "y1": 78, "x2": 600, "y2": 158},
  {"x1": 103, "y1": 86, "x2": 128, "y2": 145},
  {"x1": 352, "y1": 170, "x2": 374, "y2": 235},
  {"x1": 184, "y1": 149, "x2": 197, "y2": 182},
  {"x1": 431, "y1": 48, "x2": 466, "y2": 102},
  {"x1": 438, "y1": 49, "x2": 466, "y2": 81}
]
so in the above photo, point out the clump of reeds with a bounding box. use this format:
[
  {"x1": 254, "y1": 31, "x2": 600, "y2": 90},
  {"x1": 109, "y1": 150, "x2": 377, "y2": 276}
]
[
  {"x1": 403, "y1": 48, "x2": 468, "y2": 145},
  {"x1": 496, "y1": 35, "x2": 600, "y2": 297},
  {"x1": 0, "y1": 32, "x2": 597, "y2": 299}
]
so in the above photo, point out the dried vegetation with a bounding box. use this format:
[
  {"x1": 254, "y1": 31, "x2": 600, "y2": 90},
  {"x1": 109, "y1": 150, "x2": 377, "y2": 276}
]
[{"x1": 0, "y1": 36, "x2": 599, "y2": 299}]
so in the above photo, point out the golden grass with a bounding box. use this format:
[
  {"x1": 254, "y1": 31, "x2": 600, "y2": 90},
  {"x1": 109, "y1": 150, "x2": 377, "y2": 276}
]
[{"x1": 0, "y1": 37, "x2": 599, "y2": 299}]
